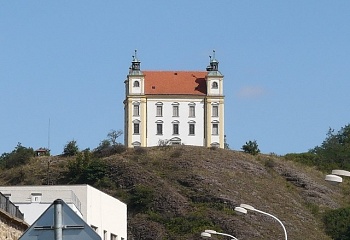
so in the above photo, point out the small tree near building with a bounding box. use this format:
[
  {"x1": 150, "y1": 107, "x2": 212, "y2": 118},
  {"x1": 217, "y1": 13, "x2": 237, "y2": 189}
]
[
  {"x1": 63, "y1": 140, "x2": 79, "y2": 156},
  {"x1": 242, "y1": 140, "x2": 260, "y2": 155}
]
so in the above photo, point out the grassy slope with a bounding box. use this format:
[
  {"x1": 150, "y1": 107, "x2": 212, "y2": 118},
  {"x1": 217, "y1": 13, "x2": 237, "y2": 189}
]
[{"x1": 0, "y1": 146, "x2": 345, "y2": 240}]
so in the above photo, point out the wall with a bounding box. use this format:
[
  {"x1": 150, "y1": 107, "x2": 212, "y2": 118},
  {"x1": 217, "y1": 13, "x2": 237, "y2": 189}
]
[
  {"x1": 146, "y1": 97, "x2": 205, "y2": 147},
  {"x1": 0, "y1": 209, "x2": 28, "y2": 240}
]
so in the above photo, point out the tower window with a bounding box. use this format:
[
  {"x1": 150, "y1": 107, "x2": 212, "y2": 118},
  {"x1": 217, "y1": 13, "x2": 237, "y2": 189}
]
[
  {"x1": 134, "y1": 123, "x2": 140, "y2": 134},
  {"x1": 212, "y1": 105, "x2": 218, "y2": 117},
  {"x1": 133, "y1": 105, "x2": 140, "y2": 116},
  {"x1": 212, "y1": 82, "x2": 218, "y2": 89},
  {"x1": 212, "y1": 123, "x2": 219, "y2": 135},
  {"x1": 133, "y1": 81, "x2": 140, "y2": 87}
]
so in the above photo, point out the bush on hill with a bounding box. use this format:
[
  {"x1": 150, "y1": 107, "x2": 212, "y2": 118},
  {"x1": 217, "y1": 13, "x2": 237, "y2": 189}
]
[{"x1": 0, "y1": 143, "x2": 34, "y2": 169}]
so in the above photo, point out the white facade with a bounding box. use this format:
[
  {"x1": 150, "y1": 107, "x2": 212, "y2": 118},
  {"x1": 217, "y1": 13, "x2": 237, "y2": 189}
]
[
  {"x1": 0, "y1": 185, "x2": 127, "y2": 240},
  {"x1": 146, "y1": 98, "x2": 206, "y2": 146}
]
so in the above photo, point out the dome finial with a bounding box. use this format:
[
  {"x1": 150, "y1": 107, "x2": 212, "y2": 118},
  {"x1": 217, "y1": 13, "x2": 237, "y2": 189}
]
[
  {"x1": 206, "y1": 50, "x2": 219, "y2": 71},
  {"x1": 130, "y1": 49, "x2": 141, "y2": 72}
]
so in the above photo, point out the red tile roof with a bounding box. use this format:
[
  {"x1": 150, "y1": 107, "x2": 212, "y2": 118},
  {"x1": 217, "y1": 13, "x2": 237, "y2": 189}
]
[{"x1": 143, "y1": 71, "x2": 207, "y2": 95}]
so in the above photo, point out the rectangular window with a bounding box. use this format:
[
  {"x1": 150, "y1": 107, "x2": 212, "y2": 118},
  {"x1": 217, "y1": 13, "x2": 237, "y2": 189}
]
[
  {"x1": 157, "y1": 124, "x2": 163, "y2": 135},
  {"x1": 173, "y1": 106, "x2": 179, "y2": 117},
  {"x1": 189, "y1": 124, "x2": 195, "y2": 135},
  {"x1": 31, "y1": 193, "x2": 42, "y2": 203},
  {"x1": 156, "y1": 106, "x2": 163, "y2": 117},
  {"x1": 173, "y1": 124, "x2": 179, "y2": 135},
  {"x1": 110, "y1": 234, "x2": 117, "y2": 240},
  {"x1": 133, "y1": 105, "x2": 139, "y2": 116},
  {"x1": 212, "y1": 123, "x2": 219, "y2": 135},
  {"x1": 103, "y1": 230, "x2": 107, "y2": 240},
  {"x1": 212, "y1": 105, "x2": 218, "y2": 117},
  {"x1": 189, "y1": 106, "x2": 195, "y2": 117},
  {"x1": 134, "y1": 123, "x2": 140, "y2": 134}
]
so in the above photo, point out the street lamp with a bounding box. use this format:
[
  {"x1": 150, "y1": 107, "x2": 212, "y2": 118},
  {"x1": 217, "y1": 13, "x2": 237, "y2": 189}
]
[
  {"x1": 201, "y1": 229, "x2": 238, "y2": 240},
  {"x1": 234, "y1": 204, "x2": 288, "y2": 240},
  {"x1": 325, "y1": 169, "x2": 350, "y2": 184}
]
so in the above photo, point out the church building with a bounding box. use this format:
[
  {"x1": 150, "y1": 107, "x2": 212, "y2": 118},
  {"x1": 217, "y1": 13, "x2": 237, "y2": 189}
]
[{"x1": 124, "y1": 51, "x2": 225, "y2": 148}]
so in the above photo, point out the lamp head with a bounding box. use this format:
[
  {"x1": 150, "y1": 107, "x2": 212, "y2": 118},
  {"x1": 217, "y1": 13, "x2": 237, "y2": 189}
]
[
  {"x1": 332, "y1": 170, "x2": 350, "y2": 177},
  {"x1": 201, "y1": 232, "x2": 211, "y2": 239},
  {"x1": 325, "y1": 174, "x2": 343, "y2": 184},
  {"x1": 234, "y1": 206, "x2": 248, "y2": 215}
]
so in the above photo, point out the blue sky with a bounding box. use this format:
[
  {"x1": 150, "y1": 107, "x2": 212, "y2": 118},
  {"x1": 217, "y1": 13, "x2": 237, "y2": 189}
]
[{"x1": 1, "y1": 1, "x2": 349, "y2": 155}]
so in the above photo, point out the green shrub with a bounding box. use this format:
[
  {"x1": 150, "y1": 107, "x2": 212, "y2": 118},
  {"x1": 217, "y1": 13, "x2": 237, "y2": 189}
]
[
  {"x1": 0, "y1": 143, "x2": 34, "y2": 169},
  {"x1": 242, "y1": 140, "x2": 260, "y2": 155},
  {"x1": 128, "y1": 185, "x2": 154, "y2": 213},
  {"x1": 66, "y1": 150, "x2": 106, "y2": 185},
  {"x1": 323, "y1": 207, "x2": 350, "y2": 240},
  {"x1": 63, "y1": 140, "x2": 79, "y2": 156}
]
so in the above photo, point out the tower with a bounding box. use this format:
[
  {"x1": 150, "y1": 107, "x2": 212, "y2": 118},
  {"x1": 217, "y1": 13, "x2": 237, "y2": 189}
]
[
  {"x1": 205, "y1": 50, "x2": 225, "y2": 148},
  {"x1": 124, "y1": 50, "x2": 146, "y2": 147}
]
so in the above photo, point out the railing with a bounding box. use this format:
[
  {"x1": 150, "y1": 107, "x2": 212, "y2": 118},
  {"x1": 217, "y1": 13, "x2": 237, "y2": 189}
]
[{"x1": 0, "y1": 192, "x2": 24, "y2": 220}]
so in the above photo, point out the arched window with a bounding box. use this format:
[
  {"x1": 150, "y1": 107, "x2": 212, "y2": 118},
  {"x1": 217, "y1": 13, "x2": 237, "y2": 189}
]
[
  {"x1": 212, "y1": 82, "x2": 218, "y2": 89},
  {"x1": 133, "y1": 81, "x2": 140, "y2": 87}
]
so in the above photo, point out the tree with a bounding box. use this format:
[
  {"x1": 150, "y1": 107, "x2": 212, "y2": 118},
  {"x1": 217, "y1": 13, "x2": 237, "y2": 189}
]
[
  {"x1": 224, "y1": 135, "x2": 230, "y2": 149},
  {"x1": 310, "y1": 124, "x2": 350, "y2": 171},
  {"x1": 0, "y1": 143, "x2": 34, "y2": 169},
  {"x1": 66, "y1": 149, "x2": 106, "y2": 185},
  {"x1": 107, "y1": 130, "x2": 123, "y2": 146},
  {"x1": 63, "y1": 140, "x2": 79, "y2": 156},
  {"x1": 93, "y1": 130, "x2": 126, "y2": 158},
  {"x1": 242, "y1": 140, "x2": 260, "y2": 155}
]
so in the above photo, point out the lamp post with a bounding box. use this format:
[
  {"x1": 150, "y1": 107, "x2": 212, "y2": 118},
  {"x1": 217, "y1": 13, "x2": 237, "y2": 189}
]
[
  {"x1": 325, "y1": 169, "x2": 350, "y2": 184},
  {"x1": 201, "y1": 229, "x2": 238, "y2": 240},
  {"x1": 234, "y1": 204, "x2": 288, "y2": 240}
]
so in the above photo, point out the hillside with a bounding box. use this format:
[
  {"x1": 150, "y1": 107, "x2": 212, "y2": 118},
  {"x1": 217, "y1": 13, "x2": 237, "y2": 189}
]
[{"x1": 0, "y1": 146, "x2": 345, "y2": 240}]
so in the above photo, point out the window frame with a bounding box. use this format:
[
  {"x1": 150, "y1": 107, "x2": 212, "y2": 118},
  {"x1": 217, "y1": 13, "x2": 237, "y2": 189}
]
[
  {"x1": 173, "y1": 123, "x2": 179, "y2": 135},
  {"x1": 189, "y1": 123, "x2": 195, "y2": 135},
  {"x1": 156, "y1": 123, "x2": 163, "y2": 135},
  {"x1": 133, "y1": 123, "x2": 140, "y2": 134},
  {"x1": 212, "y1": 105, "x2": 219, "y2": 117},
  {"x1": 173, "y1": 105, "x2": 179, "y2": 117},
  {"x1": 133, "y1": 104, "x2": 140, "y2": 116},
  {"x1": 212, "y1": 123, "x2": 219, "y2": 135},
  {"x1": 189, "y1": 105, "x2": 195, "y2": 117}
]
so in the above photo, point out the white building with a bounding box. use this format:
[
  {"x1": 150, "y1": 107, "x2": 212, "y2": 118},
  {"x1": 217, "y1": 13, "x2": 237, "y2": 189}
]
[
  {"x1": 124, "y1": 51, "x2": 225, "y2": 148},
  {"x1": 0, "y1": 185, "x2": 127, "y2": 240}
]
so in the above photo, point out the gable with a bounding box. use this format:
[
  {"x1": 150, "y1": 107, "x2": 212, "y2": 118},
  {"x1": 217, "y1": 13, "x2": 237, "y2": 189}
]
[{"x1": 143, "y1": 71, "x2": 207, "y2": 95}]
